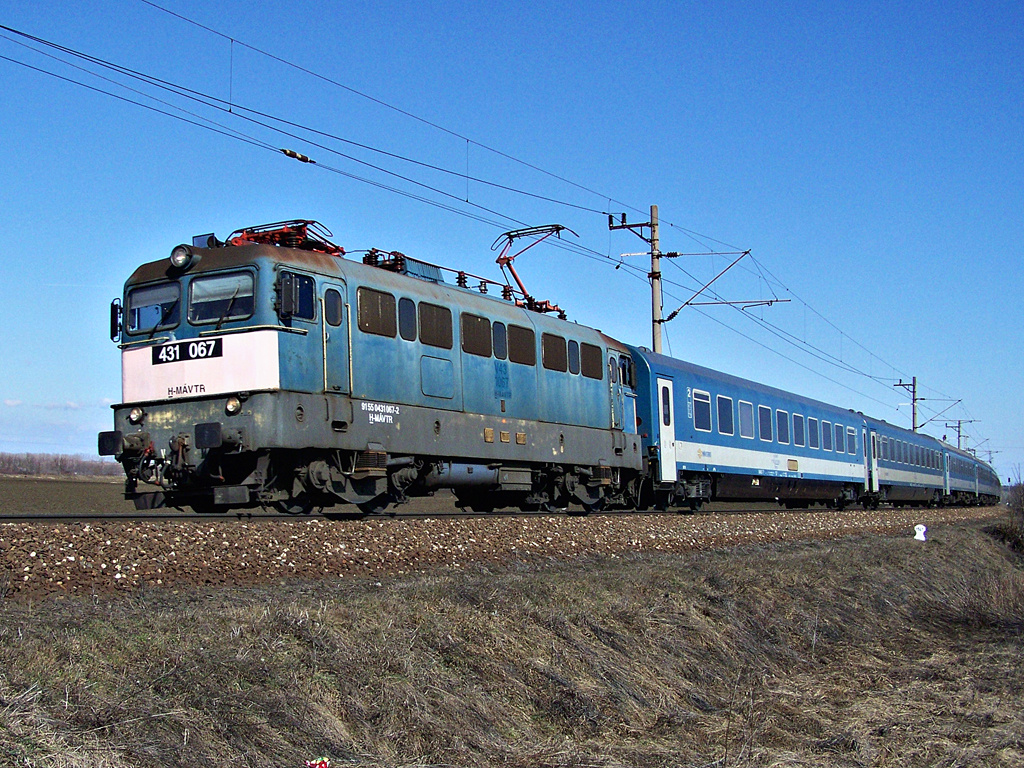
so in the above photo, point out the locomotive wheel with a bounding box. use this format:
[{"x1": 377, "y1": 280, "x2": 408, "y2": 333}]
[{"x1": 274, "y1": 494, "x2": 316, "y2": 516}]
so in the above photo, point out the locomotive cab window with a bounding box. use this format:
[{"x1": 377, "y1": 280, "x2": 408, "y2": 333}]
[
  {"x1": 357, "y1": 287, "x2": 397, "y2": 337},
  {"x1": 278, "y1": 271, "x2": 315, "y2": 321},
  {"x1": 693, "y1": 390, "x2": 712, "y2": 432},
  {"x1": 190, "y1": 272, "x2": 255, "y2": 324},
  {"x1": 739, "y1": 401, "x2": 754, "y2": 439},
  {"x1": 717, "y1": 395, "x2": 734, "y2": 436},
  {"x1": 126, "y1": 282, "x2": 180, "y2": 333},
  {"x1": 324, "y1": 289, "x2": 343, "y2": 327}
]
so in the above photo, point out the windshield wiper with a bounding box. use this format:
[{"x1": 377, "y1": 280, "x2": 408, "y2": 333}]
[
  {"x1": 214, "y1": 286, "x2": 241, "y2": 331},
  {"x1": 148, "y1": 298, "x2": 180, "y2": 339}
]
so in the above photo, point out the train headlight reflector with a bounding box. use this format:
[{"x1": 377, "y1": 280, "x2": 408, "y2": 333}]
[
  {"x1": 128, "y1": 407, "x2": 145, "y2": 424},
  {"x1": 169, "y1": 244, "x2": 193, "y2": 269},
  {"x1": 225, "y1": 397, "x2": 242, "y2": 415}
]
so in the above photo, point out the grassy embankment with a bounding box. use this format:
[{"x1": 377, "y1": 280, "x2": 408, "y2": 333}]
[{"x1": 1, "y1": 516, "x2": 1022, "y2": 767}]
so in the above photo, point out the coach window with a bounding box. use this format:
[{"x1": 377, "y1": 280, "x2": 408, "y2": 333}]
[
  {"x1": 126, "y1": 282, "x2": 180, "y2": 333},
  {"x1": 847, "y1": 427, "x2": 856, "y2": 456},
  {"x1": 881, "y1": 437, "x2": 888, "y2": 461},
  {"x1": 822, "y1": 421, "x2": 833, "y2": 451},
  {"x1": 793, "y1": 414, "x2": 805, "y2": 447},
  {"x1": 508, "y1": 324, "x2": 536, "y2": 366},
  {"x1": 542, "y1": 334, "x2": 568, "y2": 372},
  {"x1": 325, "y1": 289, "x2": 343, "y2": 327},
  {"x1": 357, "y1": 287, "x2": 396, "y2": 337},
  {"x1": 758, "y1": 405, "x2": 773, "y2": 442},
  {"x1": 398, "y1": 297, "x2": 417, "y2": 341},
  {"x1": 568, "y1": 341, "x2": 580, "y2": 374},
  {"x1": 834, "y1": 423, "x2": 845, "y2": 453},
  {"x1": 580, "y1": 343, "x2": 603, "y2": 379},
  {"x1": 776, "y1": 410, "x2": 790, "y2": 444},
  {"x1": 277, "y1": 272, "x2": 315, "y2": 321},
  {"x1": 492, "y1": 322, "x2": 507, "y2": 360},
  {"x1": 717, "y1": 395, "x2": 734, "y2": 436},
  {"x1": 693, "y1": 390, "x2": 712, "y2": 432},
  {"x1": 190, "y1": 271, "x2": 255, "y2": 324},
  {"x1": 461, "y1": 313, "x2": 491, "y2": 357},
  {"x1": 739, "y1": 401, "x2": 754, "y2": 439},
  {"x1": 662, "y1": 386, "x2": 672, "y2": 426},
  {"x1": 808, "y1": 417, "x2": 819, "y2": 449}
]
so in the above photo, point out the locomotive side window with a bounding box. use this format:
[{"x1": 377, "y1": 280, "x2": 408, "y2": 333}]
[
  {"x1": 542, "y1": 334, "x2": 568, "y2": 372},
  {"x1": 847, "y1": 427, "x2": 856, "y2": 455},
  {"x1": 693, "y1": 390, "x2": 712, "y2": 432},
  {"x1": 508, "y1": 324, "x2": 536, "y2": 366},
  {"x1": 325, "y1": 289, "x2": 343, "y2": 327},
  {"x1": 793, "y1": 414, "x2": 805, "y2": 446},
  {"x1": 126, "y1": 282, "x2": 180, "y2": 333},
  {"x1": 608, "y1": 357, "x2": 618, "y2": 383},
  {"x1": 461, "y1": 313, "x2": 491, "y2": 357},
  {"x1": 568, "y1": 341, "x2": 580, "y2": 375},
  {"x1": 580, "y1": 343, "x2": 602, "y2": 379},
  {"x1": 822, "y1": 421, "x2": 833, "y2": 451},
  {"x1": 758, "y1": 405, "x2": 773, "y2": 442},
  {"x1": 717, "y1": 395, "x2": 734, "y2": 436},
  {"x1": 808, "y1": 417, "x2": 819, "y2": 448},
  {"x1": 834, "y1": 423, "x2": 845, "y2": 453},
  {"x1": 398, "y1": 297, "x2": 417, "y2": 341},
  {"x1": 620, "y1": 358, "x2": 631, "y2": 387},
  {"x1": 190, "y1": 272, "x2": 255, "y2": 324},
  {"x1": 357, "y1": 287, "x2": 397, "y2": 337},
  {"x1": 419, "y1": 303, "x2": 452, "y2": 349},
  {"x1": 492, "y1": 322, "x2": 508, "y2": 360},
  {"x1": 739, "y1": 401, "x2": 754, "y2": 439},
  {"x1": 278, "y1": 271, "x2": 315, "y2": 320},
  {"x1": 776, "y1": 410, "x2": 790, "y2": 444}
]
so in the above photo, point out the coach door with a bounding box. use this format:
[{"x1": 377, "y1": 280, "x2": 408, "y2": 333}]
[
  {"x1": 867, "y1": 429, "x2": 879, "y2": 492},
  {"x1": 656, "y1": 377, "x2": 677, "y2": 483},
  {"x1": 321, "y1": 281, "x2": 350, "y2": 394}
]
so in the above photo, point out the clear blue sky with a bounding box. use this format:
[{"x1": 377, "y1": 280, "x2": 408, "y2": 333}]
[{"x1": 1, "y1": 0, "x2": 1021, "y2": 480}]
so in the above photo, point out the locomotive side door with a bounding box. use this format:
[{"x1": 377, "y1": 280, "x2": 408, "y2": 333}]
[
  {"x1": 321, "y1": 281, "x2": 350, "y2": 394},
  {"x1": 656, "y1": 377, "x2": 676, "y2": 483},
  {"x1": 610, "y1": 355, "x2": 625, "y2": 430}
]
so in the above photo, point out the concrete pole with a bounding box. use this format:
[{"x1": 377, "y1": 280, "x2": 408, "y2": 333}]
[{"x1": 650, "y1": 204, "x2": 663, "y2": 354}]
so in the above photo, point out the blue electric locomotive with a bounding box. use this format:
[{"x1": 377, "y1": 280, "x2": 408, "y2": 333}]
[{"x1": 99, "y1": 220, "x2": 1001, "y2": 514}]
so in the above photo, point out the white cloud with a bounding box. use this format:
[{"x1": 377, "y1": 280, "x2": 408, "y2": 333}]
[{"x1": 3, "y1": 400, "x2": 23, "y2": 407}]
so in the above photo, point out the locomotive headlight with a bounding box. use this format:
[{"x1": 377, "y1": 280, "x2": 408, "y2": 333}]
[
  {"x1": 225, "y1": 397, "x2": 242, "y2": 415},
  {"x1": 128, "y1": 407, "x2": 145, "y2": 425},
  {"x1": 169, "y1": 244, "x2": 193, "y2": 269}
]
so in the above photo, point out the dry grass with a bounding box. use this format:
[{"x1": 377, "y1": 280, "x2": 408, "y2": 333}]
[{"x1": 1, "y1": 518, "x2": 1022, "y2": 767}]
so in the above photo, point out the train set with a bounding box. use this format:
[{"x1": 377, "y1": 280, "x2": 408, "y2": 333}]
[{"x1": 98, "y1": 220, "x2": 1001, "y2": 516}]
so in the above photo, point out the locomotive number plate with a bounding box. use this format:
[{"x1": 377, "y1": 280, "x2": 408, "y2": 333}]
[{"x1": 152, "y1": 338, "x2": 223, "y2": 365}]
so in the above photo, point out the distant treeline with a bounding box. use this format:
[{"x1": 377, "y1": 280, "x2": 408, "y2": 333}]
[{"x1": 0, "y1": 452, "x2": 123, "y2": 477}]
